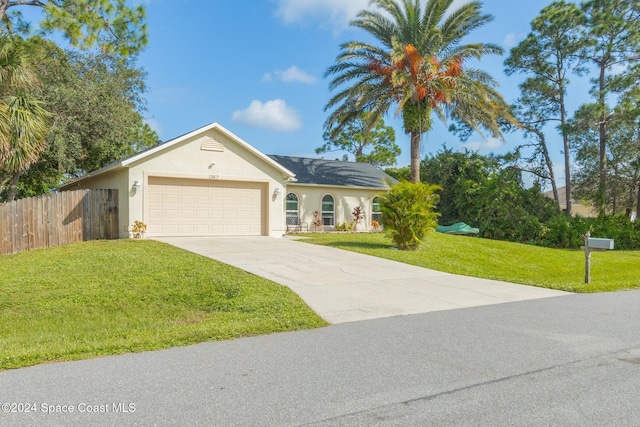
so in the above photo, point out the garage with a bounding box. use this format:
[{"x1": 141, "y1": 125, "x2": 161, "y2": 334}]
[
  {"x1": 147, "y1": 176, "x2": 266, "y2": 236},
  {"x1": 57, "y1": 123, "x2": 308, "y2": 238}
]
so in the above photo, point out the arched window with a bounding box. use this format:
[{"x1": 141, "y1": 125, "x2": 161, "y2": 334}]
[
  {"x1": 322, "y1": 194, "x2": 335, "y2": 227},
  {"x1": 285, "y1": 193, "x2": 299, "y2": 225},
  {"x1": 371, "y1": 196, "x2": 382, "y2": 224}
]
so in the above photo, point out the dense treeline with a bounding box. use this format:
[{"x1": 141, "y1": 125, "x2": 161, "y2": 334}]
[
  {"x1": 383, "y1": 0, "x2": 640, "y2": 250},
  {"x1": 386, "y1": 148, "x2": 640, "y2": 250},
  {"x1": 503, "y1": 0, "x2": 640, "y2": 218}
]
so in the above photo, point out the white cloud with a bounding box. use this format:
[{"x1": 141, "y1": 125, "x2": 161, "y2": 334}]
[
  {"x1": 276, "y1": 66, "x2": 317, "y2": 84},
  {"x1": 144, "y1": 117, "x2": 162, "y2": 136},
  {"x1": 503, "y1": 33, "x2": 517, "y2": 48},
  {"x1": 503, "y1": 32, "x2": 526, "y2": 48},
  {"x1": 460, "y1": 137, "x2": 503, "y2": 153},
  {"x1": 275, "y1": 0, "x2": 479, "y2": 33},
  {"x1": 274, "y1": 0, "x2": 369, "y2": 32},
  {"x1": 232, "y1": 99, "x2": 302, "y2": 133},
  {"x1": 264, "y1": 66, "x2": 316, "y2": 84}
]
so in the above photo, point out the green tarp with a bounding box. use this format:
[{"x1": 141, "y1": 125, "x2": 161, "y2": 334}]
[{"x1": 436, "y1": 222, "x2": 479, "y2": 235}]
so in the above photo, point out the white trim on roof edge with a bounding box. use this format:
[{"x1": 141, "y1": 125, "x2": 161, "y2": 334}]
[
  {"x1": 122, "y1": 122, "x2": 295, "y2": 178},
  {"x1": 58, "y1": 122, "x2": 296, "y2": 190}
]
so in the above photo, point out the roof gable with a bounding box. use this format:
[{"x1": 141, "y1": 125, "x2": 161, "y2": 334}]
[
  {"x1": 268, "y1": 155, "x2": 396, "y2": 188},
  {"x1": 123, "y1": 122, "x2": 294, "y2": 177},
  {"x1": 58, "y1": 123, "x2": 295, "y2": 188}
]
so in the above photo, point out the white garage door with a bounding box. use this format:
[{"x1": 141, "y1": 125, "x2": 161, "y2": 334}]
[{"x1": 147, "y1": 177, "x2": 265, "y2": 236}]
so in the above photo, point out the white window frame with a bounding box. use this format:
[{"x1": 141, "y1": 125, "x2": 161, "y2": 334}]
[
  {"x1": 286, "y1": 192, "x2": 299, "y2": 224},
  {"x1": 321, "y1": 194, "x2": 335, "y2": 227},
  {"x1": 371, "y1": 196, "x2": 382, "y2": 224}
]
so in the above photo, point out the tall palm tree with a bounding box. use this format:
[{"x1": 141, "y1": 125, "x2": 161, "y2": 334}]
[
  {"x1": 0, "y1": 32, "x2": 50, "y2": 201},
  {"x1": 325, "y1": 0, "x2": 513, "y2": 182}
]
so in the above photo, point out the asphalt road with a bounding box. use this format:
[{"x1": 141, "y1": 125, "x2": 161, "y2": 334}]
[{"x1": 2, "y1": 291, "x2": 640, "y2": 426}]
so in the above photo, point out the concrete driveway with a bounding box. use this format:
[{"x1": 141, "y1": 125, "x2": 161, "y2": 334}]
[{"x1": 154, "y1": 236, "x2": 569, "y2": 324}]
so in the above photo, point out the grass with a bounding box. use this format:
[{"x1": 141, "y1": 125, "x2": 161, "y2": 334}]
[
  {"x1": 0, "y1": 239, "x2": 327, "y2": 371},
  {"x1": 302, "y1": 232, "x2": 640, "y2": 293}
]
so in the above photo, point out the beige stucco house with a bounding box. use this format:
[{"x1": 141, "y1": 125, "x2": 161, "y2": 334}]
[{"x1": 58, "y1": 122, "x2": 395, "y2": 238}]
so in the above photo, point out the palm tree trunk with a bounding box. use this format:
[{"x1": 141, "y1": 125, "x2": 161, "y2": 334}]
[
  {"x1": 6, "y1": 171, "x2": 20, "y2": 202},
  {"x1": 410, "y1": 130, "x2": 421, "y2": 183}
]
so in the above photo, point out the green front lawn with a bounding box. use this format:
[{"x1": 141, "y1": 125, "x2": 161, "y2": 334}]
[
  {"x1": 0, "y1": 240, "x2": 327, "y2": 370},
  {"x1": 303, "y1": 232, "x2": 640, "y2": 293}
]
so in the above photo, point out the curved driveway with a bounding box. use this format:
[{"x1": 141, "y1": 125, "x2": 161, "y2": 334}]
[{"x1": 155, "y1": 236, "x2": 568, "y2": 323}]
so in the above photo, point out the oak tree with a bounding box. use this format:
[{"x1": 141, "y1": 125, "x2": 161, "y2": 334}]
[{"x1": 317, "y1": 112, "x2": 400, "y2": 167}]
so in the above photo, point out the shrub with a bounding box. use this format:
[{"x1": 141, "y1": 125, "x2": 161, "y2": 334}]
[
  {"x1": 539, "y1": 214, "x2": 580, "y2": 248},
  {"x1": 539, "y1": 214, "x2": 640, "y2": 250},
  {"x1": 589, "y1": 215, "x2": 640, "y2": 250},
  {"x1": 380, "y1": 181, "x2": 441, "y2": 250},
  {"x1": 335, "y1": 222, "x2": 354, "y2": 232}
]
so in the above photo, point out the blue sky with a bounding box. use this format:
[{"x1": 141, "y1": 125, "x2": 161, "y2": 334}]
[{"x1": 136, "y1": 1, "x2": 585, "y2": 183}]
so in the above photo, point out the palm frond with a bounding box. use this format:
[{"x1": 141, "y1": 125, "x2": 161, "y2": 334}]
[
  {"x1": 0, "y1": 34, "x2": 51, "y2": 174},
  {"x1": 353, "y1": 10, "x2": 398, "y2": 47},
  {"x1": 440, "y1": 1, "x2": 492, "y2": 48},
  {"x1": 422, "y1": 0, "x2": 452, "y2": 34}
]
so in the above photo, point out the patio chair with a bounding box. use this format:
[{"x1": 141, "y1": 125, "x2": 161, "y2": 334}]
[{"x1": 286, "y1": 216, "x2": 308, "y2": 233}]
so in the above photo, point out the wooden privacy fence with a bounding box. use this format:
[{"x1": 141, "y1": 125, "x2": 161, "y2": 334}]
[{"x1": 0, "y1": 189, "x2": 119, "y2": 255}]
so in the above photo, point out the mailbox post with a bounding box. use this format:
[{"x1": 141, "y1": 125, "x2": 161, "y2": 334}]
[{"x1": 581, "y1": 231, "x2": 614, "y2": 284}]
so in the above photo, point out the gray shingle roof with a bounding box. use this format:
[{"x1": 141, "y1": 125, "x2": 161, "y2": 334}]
[{"x1": 269, "y1": 155, "x2": 397, "y2": 188}]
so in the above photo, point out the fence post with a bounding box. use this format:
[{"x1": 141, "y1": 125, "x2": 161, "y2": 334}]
[
  {"x1": 84, "y1": 189, "x2": 91, "y2": 241},
  {"x1": 584, "y1": 231, "x2": 591, "y2": 284}
]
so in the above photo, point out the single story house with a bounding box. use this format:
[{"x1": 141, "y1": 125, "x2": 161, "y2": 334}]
[{"x1": 58, "y1": 122, "x2": 396, "y2": 238}]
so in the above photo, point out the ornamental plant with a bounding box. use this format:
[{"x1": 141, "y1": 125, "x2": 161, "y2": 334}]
[
  {"x1": 131, "y1": 220, "x2": 147, "y2": 238},
  {"x1": 380, "y1": 181, "x2": 441, "y2": 250},
  {"x1": 352, "y1": 206, "x2": 364, "y2": 231},
  {"x1": 335, "y1": 222, "x2": 354, "y2": 232}
]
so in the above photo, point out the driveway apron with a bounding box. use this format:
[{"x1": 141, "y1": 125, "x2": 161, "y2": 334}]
[{"x1": 154, "y1": 236, "x2": 569, "y2": 324}]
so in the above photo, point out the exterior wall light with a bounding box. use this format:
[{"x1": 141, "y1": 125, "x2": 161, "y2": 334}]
[{"x1": 133, "y1": 180, "x2": 141, "y2": 189}]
